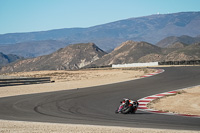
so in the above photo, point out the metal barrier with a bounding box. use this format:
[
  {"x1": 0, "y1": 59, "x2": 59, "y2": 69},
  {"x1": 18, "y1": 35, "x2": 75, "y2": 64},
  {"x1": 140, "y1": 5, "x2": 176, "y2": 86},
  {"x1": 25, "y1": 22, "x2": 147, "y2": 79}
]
[
  {"x1": 0, "y1": 77, "x2": 52, "y2": 87},
  {"x1": 111, "y1": 60, "x2": 200, "y2": 68},
  {"x1": 158, "y1": 60, "x2": 200, "y2": 65}
]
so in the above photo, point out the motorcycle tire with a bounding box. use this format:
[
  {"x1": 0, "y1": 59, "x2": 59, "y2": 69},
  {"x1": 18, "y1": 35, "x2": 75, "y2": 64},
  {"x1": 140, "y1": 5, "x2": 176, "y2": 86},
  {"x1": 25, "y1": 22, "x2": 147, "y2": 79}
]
[
  {"x1": 121, "y1": 106, "x2": 132, "y2": 114},
  {"x1": 130, "y1": 107, "x2": 136, "y2": 114}
]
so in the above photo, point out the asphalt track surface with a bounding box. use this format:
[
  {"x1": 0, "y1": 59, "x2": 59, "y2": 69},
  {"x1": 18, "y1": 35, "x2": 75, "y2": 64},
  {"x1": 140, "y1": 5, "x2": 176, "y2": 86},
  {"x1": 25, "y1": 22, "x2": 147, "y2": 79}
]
[{"x1": 0, "y1": 67, "x2": 200, "y2": 130}]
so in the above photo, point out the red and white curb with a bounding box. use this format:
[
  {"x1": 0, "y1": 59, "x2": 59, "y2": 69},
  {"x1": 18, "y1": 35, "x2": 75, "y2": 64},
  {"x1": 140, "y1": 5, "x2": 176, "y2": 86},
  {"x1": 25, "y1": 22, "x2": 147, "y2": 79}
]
[
  {"x1": 141, "y1": 69, "x2": 165, "y2": 78},
  {"x1": 138, "y1": 89, "x2": 200, "y2": 118},
  {"x1": 137, "y1": 68, "x2": 200, "y2": 118}
]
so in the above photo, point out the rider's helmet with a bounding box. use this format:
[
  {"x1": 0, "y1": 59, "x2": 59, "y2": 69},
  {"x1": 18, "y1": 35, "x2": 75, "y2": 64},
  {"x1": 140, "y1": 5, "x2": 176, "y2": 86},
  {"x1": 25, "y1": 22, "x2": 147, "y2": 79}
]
[
  {"x1": 123, "y1": 98, "x2": 130, "y2": 105},
  {"x1": 123, "y1": 98, "x2": 129, "y2": 101}
]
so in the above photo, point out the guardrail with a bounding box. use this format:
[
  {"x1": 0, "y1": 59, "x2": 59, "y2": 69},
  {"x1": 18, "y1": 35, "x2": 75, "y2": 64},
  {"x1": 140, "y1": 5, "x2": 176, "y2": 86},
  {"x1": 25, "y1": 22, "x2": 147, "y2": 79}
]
[
  {"x1": 0, "y1": 77, "x2": 52, "y2": 87},
  {"x1": 158, "y1": 60, "x2": 200, "y2": 65},
  {"x1": 111, "y1": 60, "x2": 200, "y2": 68},
  {"x1": 83, "y1": 64, "x2": 112, "y2": 69}
]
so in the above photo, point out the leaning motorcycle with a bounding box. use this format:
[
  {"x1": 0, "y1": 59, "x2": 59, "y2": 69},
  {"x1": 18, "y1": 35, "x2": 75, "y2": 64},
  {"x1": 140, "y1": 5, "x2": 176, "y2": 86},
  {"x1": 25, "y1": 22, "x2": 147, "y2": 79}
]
[{"x1": 115, "y1": 100, "x2": 139, "y2": 114}]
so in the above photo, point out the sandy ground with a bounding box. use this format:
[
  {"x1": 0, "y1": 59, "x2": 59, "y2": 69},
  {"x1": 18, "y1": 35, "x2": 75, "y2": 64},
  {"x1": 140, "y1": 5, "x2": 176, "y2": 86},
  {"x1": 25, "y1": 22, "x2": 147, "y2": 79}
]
[
  {"x1": 149, "y1": 86, "x2": 200, "y2": 116},
  {"x1": 0, "y1": 68, "x2": 199, "y2": 133},
  {"x1": 1, "y1": 120, "x2": 199, "y2": 133},
  {"x1": 0, "y1": 68, "x2": 151, "y2": 98}
]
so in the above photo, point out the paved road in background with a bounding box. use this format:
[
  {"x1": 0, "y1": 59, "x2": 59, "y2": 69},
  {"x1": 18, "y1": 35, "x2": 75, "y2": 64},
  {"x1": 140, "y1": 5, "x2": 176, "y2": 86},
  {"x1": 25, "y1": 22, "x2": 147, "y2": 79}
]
[{"x1": 0, "y1": 67, "x2": 200, "y2": 130}]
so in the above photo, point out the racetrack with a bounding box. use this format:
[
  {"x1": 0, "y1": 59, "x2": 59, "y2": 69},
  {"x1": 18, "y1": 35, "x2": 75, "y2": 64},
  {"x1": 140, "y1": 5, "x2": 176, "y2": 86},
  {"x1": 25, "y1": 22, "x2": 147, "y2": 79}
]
[{"x1": 0, "y1": 67, "x2": 200, "y2": 130}]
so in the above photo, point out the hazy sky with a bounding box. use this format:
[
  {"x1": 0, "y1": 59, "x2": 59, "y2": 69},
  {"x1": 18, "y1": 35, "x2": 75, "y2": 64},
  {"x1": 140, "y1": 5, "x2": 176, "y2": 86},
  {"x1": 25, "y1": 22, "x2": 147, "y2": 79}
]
[{"x1": 1, "y1": 0, "x2": 200, "y2": 34}]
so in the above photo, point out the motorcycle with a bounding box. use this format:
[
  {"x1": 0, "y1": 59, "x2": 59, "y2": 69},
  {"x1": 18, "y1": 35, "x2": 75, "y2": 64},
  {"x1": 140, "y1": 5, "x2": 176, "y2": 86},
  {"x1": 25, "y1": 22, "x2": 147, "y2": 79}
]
[{"x1": 115, "y1": 99, "x2": 139, "y2": 114}]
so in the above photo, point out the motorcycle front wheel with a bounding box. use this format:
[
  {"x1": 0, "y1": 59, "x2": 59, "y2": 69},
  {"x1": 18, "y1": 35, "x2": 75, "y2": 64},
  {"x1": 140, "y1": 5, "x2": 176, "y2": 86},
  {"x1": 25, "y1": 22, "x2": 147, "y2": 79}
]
[{"x1": 121, "y1": 106, "x2": 132, "y2": 114}]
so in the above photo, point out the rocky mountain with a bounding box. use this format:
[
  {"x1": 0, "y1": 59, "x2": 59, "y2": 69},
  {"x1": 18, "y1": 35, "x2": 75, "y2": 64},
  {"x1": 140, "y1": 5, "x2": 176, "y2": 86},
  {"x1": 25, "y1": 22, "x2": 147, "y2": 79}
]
[
  {"x1": 138, "y1": 42, "x2": 200, "y2": 62},
  {"x1": 0, "y1": 43, "x2": 106, "y2": 73},
  {"x1": 166, "y1": 42, "x2": 188, "y2": 49},
  {"x1": 88, "y1": 41, "x2": 162, "y2": 66},
  {"x1": 0, "y1": 11, "x2": 200, "y2": 53},
  {"x1": 88, "y1": 41, "x2": 200, "y2": 67},
  {"x1": 0, "y1": 52, "x2": 23, "y2": 67},
  {"x1": 1, "y1": 40, "x2": 200, "y2": 73},
  {"x1": 158, "y1": 42, "x2": 189, "y2": 55},
  {"x1": 0, "y1": 40, "x2": 69, "y2": 58},
  {"x1": 156, "y1": 35, "x2": 200, "y2": 48},
  {"x1": 164, "y1": 42, "x2": 200, "y2": 61}
]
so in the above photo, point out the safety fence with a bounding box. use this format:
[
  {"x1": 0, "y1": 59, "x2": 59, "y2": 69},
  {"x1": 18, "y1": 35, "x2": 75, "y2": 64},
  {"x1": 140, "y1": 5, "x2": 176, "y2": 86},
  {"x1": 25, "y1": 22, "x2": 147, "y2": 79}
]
[
  {"x1": 0, "y1": 77, "x2": 52, "y2": 87},
  {"x1": 83, "y1": 64, "x2": 112, "y2": 69},
  {"x1": 112, "y1": 60, "x2": 200, "y2": 68},
  {"x1": 158, "y1": 60, "x2": 200, "y2": 65}
]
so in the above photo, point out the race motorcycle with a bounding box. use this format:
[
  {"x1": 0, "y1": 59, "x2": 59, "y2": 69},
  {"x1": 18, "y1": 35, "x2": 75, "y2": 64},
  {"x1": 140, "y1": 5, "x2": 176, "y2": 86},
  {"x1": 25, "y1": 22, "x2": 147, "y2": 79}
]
[{"x1": 115, "y1": 98, "x2": 139, "y2": 114}]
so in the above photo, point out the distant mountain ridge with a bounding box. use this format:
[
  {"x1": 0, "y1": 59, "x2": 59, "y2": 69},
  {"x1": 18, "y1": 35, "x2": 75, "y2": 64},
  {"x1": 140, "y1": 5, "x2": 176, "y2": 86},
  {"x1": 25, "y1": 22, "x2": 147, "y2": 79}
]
[
  {"x1": 0, "y1": 43, "x2": 106, "y2": 73},
  {"x1": 1, "y1": 41, "x2": 200, "y2": 73},
  {"x1": 89, "y1": 41, "x2": 162, "y2": 66},
  {"x1": 166, "y1": 42, "x2": 188, "y2": 49},
  {"x1": 88, "y1": 41, "x2": 200, "y2": 67},
  {"x1": 164, "y1": 42, "x2": 200, "y2": 61},
  {"x1": 156, "y1": 35, "x2": 200, "y2": 47},
  {"x1": 0, "y1": 52, "x2": 23, "y2": 67},
  {"x1": 0, "y1": 40, "x2": 68, "y2": 58},
  {"x1": 0, "y1": 11, "x2": 200, "y2": 54}
]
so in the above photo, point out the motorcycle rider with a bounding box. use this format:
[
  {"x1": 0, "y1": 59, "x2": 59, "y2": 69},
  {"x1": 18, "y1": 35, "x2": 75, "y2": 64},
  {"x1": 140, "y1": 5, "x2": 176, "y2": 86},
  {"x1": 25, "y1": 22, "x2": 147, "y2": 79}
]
[
  {"x1": 123, "y1": 98, "x2": 139, "y2": 108},
  {"x1": 116, "y1": 98, "x2": 139, "y2": 114}
]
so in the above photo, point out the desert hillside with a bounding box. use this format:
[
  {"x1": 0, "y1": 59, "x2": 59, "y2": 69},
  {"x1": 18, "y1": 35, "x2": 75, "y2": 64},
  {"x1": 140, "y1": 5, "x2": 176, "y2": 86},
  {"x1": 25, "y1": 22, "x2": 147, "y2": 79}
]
[
  {"x1": 1, "y1": 41, "x2": 200, "y2": 73},
  {"x1": 0, "y1": 52, "x2": 23, "y2": 67},
  {"x1": 89, "y1": 41, "x2": 162, "y2": 66},
  {"x1": 156, "y1": 35, "x2": 200, "y2": 48},
  {"x1": 0, "y1": 43, "x2": 106, "y2": 73},
  {"x1": 89, "y1": 41, "x2": 200, "y2": 67}
]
